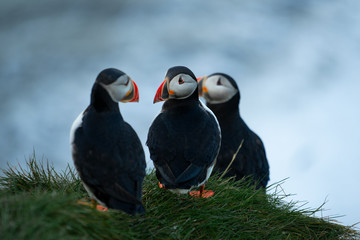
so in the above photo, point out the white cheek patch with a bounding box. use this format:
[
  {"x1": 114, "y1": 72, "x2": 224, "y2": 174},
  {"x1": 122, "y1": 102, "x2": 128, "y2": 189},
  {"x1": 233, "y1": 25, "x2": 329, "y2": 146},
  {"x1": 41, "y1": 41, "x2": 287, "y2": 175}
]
[
  {"x1": 168, "y1": 74, "x2": 197, "y2": 99},
  {"x1": 107, "y1": 83, "x2": 131, "y2": 102},
  {"x1": 204, "y1": 76, "x2": 238, "y2": 104},
  {"x1": 100, "y1": 77, "x2": 131, "y2": 102}
]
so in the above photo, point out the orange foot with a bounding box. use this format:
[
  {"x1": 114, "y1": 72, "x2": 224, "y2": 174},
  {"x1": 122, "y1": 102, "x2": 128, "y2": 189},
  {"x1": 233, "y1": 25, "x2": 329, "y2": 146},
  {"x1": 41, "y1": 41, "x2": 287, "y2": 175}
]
[
  {"x1": 189, "y1": 185, "x2": 214, "y2": 198},
  {"x1": 77, "y1": 200, "x2": 108, "y2": 211},
  {"x1": 189, "y1": 190, "x2": 214, "y2": 198},
  {"x1": 95, "y1": 205, "x2": 108, "y2": 211},
  {"x1": 158, "y1": 182, "x2": 166, "y2": 189}
]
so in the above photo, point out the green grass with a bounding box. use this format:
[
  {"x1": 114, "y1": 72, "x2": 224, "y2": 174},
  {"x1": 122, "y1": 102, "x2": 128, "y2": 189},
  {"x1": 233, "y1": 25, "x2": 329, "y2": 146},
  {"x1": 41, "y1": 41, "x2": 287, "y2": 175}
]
[{"x1": 0, "y1": 154, "x2": 359, "y2": 240}]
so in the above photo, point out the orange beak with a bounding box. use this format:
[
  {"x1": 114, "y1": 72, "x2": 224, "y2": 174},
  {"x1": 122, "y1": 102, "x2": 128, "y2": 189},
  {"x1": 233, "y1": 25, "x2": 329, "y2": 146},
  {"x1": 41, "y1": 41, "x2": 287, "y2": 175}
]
[
  {"x1": 129, "y1": 80, "x2": 139, "y2": 102},
  {"x1": 153, "y1": 79, "x2": 169, "y2": 103},
  {"x1": 197, "y1": 76, "x2": 208, "y2": 97},
  {"x1": 121, "y1": 80, "x2": 139, "y2": 103}
]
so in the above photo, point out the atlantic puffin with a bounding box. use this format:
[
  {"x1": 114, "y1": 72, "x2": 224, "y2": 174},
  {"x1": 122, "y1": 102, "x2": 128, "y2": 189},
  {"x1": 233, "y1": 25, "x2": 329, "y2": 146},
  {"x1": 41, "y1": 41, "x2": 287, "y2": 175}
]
[
  {"x1": 146, "y1": 66, "x2": 221, "y2": 197},
  {"x1": 70, "y1": 68, "x2": 146, "y2": 214},
  {"x1": 198, "y1": 73, "x2": 269, "y2": 189}
]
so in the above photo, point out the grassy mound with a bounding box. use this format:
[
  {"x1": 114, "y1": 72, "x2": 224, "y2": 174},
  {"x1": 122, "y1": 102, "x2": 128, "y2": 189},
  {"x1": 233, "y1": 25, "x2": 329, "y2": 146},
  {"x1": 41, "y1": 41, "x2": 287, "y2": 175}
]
[{"x1": 0, "y1": 155, "x2": 359, "y2": 239}]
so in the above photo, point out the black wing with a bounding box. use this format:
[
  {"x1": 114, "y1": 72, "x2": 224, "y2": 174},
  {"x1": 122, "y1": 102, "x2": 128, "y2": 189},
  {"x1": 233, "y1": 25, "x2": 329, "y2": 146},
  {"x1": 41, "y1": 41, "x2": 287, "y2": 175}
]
[
  {"x1": 146, "y1": 104, "x2": 220, "y2": 189},
  {"x1": 212, "y1": 117, "x2": 269, "y2": 189},
  {"x1": 251, "y1": 132, "x2": 270, "y2": 188},
  {"x1": 73, "y1": 111, "x2": 146, "y2": 214}
]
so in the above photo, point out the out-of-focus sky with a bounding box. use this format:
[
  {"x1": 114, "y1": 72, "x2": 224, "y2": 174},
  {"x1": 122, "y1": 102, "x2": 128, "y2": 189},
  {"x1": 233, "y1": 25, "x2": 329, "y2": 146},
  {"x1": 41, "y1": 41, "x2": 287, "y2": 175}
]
[{"x1": 1, "y1": 0, "x2": 359, "y2": 226}]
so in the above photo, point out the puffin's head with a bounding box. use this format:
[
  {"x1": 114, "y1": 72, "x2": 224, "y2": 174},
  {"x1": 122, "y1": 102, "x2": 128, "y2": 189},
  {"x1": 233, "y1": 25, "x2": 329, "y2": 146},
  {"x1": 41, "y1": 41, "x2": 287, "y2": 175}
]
[
  {"x1": 197, "y1": 73, "x2": 239, "y2": 104},
  {"x1": 96, "y1": 68, "x2": 139, "y2": 103},
  {"x1": 153, "y1": 66, "x2": 198, "y2": 103}
]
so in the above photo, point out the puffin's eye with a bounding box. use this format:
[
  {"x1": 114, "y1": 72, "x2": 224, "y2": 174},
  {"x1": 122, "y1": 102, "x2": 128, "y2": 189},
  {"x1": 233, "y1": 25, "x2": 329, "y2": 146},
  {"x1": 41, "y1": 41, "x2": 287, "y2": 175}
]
[
  {"x1": 125, "y1": 78, "x2": 130, "y2": 85},
  {"x1": 178, "y1": 77, "x2": 184, "y2": 84},
  {"x1": 217, "y1": 78, "x2": 222, "y2": 85}
]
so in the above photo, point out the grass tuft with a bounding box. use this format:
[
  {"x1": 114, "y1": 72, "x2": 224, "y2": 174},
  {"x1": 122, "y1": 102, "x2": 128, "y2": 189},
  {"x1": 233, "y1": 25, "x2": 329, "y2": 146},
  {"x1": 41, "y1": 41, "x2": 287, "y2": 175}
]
[
  {"x1": 0, "y1": 152, "x2": 83, "y2": 195},
  {"x1": 0, "y1": 154, "x2": 359, "y2": 239}
]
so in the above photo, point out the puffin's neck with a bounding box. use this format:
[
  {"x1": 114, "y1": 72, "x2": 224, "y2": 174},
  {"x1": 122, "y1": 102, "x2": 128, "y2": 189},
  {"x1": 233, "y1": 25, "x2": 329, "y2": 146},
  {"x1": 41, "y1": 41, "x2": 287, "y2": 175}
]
[
  {"x1": 90, "y1": 83, "x2": 120, "y2": 113},
  {"x1": 207, "y1": 93, "x2": 240, "y2": 123},
  {"x1": 162, "y1": 87, "x2": 199, "y2": 111}
]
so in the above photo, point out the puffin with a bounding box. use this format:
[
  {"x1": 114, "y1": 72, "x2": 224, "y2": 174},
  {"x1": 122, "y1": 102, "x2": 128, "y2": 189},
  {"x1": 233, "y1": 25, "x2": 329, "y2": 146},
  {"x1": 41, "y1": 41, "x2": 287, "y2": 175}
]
[
  {"x1": 146, "y1": 66, "x2": 221, "y2": 197},
  {"x1": 198, "y1": 73, "x2": 269, "y2": 189},
  {"x1": 70, "y1": 68, "x2": 146, "y2": 215}
]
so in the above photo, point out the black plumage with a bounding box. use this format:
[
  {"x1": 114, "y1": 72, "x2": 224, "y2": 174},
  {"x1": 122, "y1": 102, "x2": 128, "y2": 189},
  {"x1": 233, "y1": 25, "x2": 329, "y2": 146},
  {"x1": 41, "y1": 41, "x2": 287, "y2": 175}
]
[
  {"x1": 199, "y1": 73, "x2": 269, "y2": 189},
  {"x1": 147, "y1": 66, "x2": 221, "y2": 194},
  {"x1": 70, "y1": 68, "x2": 145, "y2": 214}
]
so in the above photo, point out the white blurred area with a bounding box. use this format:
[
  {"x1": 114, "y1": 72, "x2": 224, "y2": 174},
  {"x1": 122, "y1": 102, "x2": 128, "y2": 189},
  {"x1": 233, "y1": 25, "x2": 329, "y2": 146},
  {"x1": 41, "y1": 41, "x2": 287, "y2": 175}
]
[{"x1": 0, "y1": 0, "x2": 359, "y2": 226}]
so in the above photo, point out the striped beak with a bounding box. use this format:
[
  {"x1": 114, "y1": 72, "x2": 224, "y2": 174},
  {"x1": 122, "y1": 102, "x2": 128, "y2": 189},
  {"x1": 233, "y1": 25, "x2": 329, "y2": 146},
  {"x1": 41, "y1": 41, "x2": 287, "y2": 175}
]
[
  {"x1": 153, "y1": 78, "x2": 170, "y2": 103},
  {"x1": 121, "y1": 80, "x2": 139, "y2": 103}
]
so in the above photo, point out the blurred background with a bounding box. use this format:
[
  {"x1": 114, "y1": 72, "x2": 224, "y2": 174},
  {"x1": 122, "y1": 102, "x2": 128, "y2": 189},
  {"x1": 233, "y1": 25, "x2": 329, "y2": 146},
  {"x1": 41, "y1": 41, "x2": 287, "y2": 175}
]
[{"x1": 1, "y1": 0, "x2": 359, "y2": 226}]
